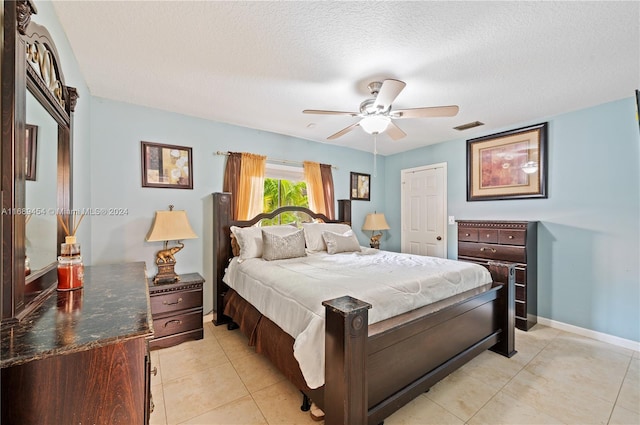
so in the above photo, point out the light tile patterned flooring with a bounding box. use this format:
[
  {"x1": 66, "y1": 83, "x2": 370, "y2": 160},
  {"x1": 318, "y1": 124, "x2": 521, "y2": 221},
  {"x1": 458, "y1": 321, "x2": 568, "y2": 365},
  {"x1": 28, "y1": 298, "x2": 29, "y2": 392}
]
[{"x1": 150, "y1": 322, "x2": 639, "y2": 425}]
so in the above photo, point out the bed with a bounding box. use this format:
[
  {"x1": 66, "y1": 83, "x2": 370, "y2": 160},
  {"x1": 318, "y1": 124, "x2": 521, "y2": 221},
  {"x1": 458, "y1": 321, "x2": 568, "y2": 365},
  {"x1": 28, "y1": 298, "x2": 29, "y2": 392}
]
[{"x1": 212, "y1": 192, "x2": 516, "y2": 425}]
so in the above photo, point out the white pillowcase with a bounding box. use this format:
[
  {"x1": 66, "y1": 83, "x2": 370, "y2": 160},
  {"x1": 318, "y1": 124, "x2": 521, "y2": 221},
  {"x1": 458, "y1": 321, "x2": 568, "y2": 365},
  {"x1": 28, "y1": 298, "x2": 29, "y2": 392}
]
[
  {"x1": 302, "y1": 223, "x2": 352, "y2": 252},
  {"x1": 322, "y1": 230, "x2": 361, "y2": 254},
  {"x1": 262, "y1": 229, "x2": 306, "y2": 261},
  {"x1": 231, "y1": 225, "x2": 299, "y2": 261}
]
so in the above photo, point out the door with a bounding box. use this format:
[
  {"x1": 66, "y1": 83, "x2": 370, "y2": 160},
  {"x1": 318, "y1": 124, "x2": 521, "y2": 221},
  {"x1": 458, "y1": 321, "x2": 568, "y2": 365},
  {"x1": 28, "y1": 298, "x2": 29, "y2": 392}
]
[{"x1": 401, "y1": 163, "x2": 447, "y2": 257}]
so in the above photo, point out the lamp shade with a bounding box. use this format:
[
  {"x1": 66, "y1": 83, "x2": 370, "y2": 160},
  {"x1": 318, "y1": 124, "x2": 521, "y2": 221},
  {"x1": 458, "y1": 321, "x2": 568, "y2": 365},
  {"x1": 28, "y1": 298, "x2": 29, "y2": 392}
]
[
  {"x1": 362, "y1": 213, "x2": 390, "y2": 231},
  {"x1": 146, "y1": 210, "x2": 198, "y2": 242},
  {"x1": 360, "y1": 115, "x2": 390, "y2": 135}
]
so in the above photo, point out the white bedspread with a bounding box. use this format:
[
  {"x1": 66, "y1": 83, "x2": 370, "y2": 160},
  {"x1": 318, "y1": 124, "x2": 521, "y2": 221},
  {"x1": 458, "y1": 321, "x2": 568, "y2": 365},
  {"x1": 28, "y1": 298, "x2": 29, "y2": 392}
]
[{"x1": 223, "y1": 249, "x2": 492, "y2": 389}]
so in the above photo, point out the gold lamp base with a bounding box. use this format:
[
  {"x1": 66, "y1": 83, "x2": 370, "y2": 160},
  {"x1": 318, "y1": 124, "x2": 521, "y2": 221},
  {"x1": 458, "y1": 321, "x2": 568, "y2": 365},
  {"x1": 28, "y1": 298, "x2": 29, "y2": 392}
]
[
  {"x1": 370, "y1": 233, "x2": 382, "y2": 249},
  {"x1": 153, "y1": 262, "x2": 180, "y2": 284}
]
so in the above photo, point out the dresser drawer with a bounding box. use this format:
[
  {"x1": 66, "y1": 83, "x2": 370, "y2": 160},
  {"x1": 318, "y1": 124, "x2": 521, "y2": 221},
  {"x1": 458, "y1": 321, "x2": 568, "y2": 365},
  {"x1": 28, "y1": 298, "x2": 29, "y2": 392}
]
[
  {"x1": 458, "y1": 228, "x2": 479, "y2": 242},
  {"x1": 515, "y1": 300, "x2": 526, "y2": 319},
  {"x1": 515, "y1": 267, "x2": 526, "y2": 285},
  {"x1": 152, "y1": 309, "x2": 202, "y2": 339},
  {"x1": 499, "y1": 229, "x2": 526, "y2": 245},
  {"x1": 151, "y1": 288, "x2": 202, "y2": 315},
  {"x1": 458, "y1": 242, "x2": 526, "y2": 263},
  {"x1": 515, "y1": 283, "x2": 526, "y2": 301},
  {"x1": 478, "y1": 229, "x2": 498, "y2": 243}
]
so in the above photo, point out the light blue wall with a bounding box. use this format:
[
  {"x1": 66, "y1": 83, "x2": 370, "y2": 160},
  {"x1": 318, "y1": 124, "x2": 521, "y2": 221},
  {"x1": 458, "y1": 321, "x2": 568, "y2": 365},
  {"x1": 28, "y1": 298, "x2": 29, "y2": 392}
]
[
  {"x1": 88, "y1": 97, "x2": 385, "y2": 313},
  {"x1": 385, "y1": 98, "x2": 640, "y2": 342}
]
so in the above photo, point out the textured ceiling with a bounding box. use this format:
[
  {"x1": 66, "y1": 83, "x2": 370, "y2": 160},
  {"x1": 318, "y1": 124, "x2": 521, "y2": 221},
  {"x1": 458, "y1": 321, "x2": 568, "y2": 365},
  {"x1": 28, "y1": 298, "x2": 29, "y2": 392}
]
[{"x1": 50, "y1": 1, "x2": 639, "y2": 156}]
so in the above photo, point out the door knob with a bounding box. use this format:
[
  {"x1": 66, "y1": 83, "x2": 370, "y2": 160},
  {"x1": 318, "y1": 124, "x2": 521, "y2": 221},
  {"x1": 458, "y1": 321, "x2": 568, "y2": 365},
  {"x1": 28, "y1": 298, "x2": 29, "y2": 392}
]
[{"x1": 436, "y1": 236, "x2": 442, "y2": 241}]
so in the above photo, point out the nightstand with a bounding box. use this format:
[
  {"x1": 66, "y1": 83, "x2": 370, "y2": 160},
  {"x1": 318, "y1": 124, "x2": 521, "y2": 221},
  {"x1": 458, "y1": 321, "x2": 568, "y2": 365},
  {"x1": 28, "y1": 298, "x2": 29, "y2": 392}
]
[{"x1": 148, "y1": 273, "x2": 204, "y2": 349}]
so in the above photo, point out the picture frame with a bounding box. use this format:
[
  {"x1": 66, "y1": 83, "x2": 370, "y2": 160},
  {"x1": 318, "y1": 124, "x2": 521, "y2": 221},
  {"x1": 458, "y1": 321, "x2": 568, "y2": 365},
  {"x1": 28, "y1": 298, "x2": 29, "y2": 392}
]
[
  {"x1": 350, "y1": 172, "x2": 371, "y2": 201},
  {"x1": 467, "y1": 122, "x2": 548, "y2": 201},
  {"x1": 25, "y1": 124, "x2": 38, "y2": 181},
  {"x1": 141, "y1": 141, "x2": 193, "y2": 189}
]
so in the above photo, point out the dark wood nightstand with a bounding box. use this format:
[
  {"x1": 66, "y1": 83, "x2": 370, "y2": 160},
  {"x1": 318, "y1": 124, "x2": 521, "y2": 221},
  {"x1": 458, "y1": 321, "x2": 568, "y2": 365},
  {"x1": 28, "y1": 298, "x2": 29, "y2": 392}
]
[{"x1": 148, "y1": 273, "x2": 204, "y2": 349}]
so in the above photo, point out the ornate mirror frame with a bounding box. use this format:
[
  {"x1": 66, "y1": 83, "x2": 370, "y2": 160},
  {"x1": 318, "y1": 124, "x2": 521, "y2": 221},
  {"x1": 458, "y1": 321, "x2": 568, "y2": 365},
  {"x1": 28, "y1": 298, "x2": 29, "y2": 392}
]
[{"x1": 1, "y1": 0, "x2": 78, "y2": 323}]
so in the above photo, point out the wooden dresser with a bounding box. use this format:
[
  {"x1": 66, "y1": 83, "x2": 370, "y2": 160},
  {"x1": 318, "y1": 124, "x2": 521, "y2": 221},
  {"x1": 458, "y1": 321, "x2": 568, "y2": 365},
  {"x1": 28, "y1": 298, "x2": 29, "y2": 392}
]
[
  {"x1": 149, "y1": 273, "x2": 204, "y2": 349},
  {"x1": 1, "y1": 262, "x2": 153, "y2": 425},
  {"x1": 457, "y1": 220, "x2": 538, "y2": 331}
]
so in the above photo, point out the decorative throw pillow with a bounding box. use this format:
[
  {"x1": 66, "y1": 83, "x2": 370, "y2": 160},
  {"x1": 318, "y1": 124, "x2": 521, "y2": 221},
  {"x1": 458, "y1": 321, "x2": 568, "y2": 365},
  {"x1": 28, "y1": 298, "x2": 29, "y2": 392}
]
[
  {"x1": 230, "y1": 233, "x2": 240, "y2": 257},
  {"x1": 230, "y1": 226, "x2": 263, "y2": 261},
  {"x1": 322, "y1": 230, "x2": 361, "y2": 254},
  {"x1": 262, "y1": 229, "x2": 306, "y2": 261},
  {"x1": 302, "y1": 223, "x2": 352, "y2": 252},
  {"x1": 261, "y1": 224, "x2": 300, "y2": 236}
]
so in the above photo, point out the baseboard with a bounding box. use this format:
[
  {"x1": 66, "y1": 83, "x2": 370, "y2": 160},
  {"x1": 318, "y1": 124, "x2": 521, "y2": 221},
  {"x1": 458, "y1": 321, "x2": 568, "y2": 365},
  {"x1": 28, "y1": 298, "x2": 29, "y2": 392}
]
[
  {"x1": 203, "y1": 312, "x2": 213, "y2": 323},
  {"x1": 537, "y1": 317, "x2": 640, "y2": 352}
]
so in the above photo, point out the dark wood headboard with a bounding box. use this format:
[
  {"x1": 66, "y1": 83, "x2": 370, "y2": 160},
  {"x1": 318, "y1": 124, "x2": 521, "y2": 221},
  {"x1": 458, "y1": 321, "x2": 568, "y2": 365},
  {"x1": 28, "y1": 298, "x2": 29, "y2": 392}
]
[{"x1": 211, "y1": 192, "x2": 351, "y2": 325}]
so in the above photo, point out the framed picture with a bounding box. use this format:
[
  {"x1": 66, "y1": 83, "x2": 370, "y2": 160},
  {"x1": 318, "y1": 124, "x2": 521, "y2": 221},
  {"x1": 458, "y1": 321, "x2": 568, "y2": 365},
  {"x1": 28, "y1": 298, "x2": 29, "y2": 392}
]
[
  {"x1": 141, "y1": 141, "x2": 193, "y2": 189},
  {"x1": 350, "y1": 172, "x2": 370, "y2": 201},
  {"x1": 25, "y1": 124, "x2": 38, "y2": 181},
  {"x1": 467, "y1": 122, "x2": 548, "y2": 201}
]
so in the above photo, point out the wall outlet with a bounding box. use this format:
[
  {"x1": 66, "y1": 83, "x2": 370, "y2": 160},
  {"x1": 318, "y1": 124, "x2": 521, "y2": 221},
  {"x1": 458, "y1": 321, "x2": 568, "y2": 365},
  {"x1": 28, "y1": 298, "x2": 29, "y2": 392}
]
[{"x1": 448, "y1": 216, "x2": 455, "y2": 225}]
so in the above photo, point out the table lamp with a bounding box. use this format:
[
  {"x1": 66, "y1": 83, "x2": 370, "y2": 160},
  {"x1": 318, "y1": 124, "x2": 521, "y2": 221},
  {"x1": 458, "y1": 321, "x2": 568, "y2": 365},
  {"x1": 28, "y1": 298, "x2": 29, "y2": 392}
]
[
  {"x1": 146, "y1": 205, "x2": 198, "y2": 284},
  {"x1": 362, "y1": 213, "x2": 390, "y2": 249}
]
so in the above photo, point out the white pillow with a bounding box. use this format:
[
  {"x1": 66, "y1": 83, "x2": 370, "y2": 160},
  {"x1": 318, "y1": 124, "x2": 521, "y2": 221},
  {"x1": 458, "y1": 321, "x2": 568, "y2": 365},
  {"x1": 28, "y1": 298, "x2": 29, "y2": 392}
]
[
  {"x1": 230, "y1": 226, "x2": 263, "y2": 261},
  {"x1": 322, "y1": 230, "x2": 361, "y2": 254},
  {"x1": 262, "y1": 229, "x2": 306, "y2": 261},
  {"x1": 260, "y1": 224, "x2": 300, "y2": 236},
  {"x1": 302, "y1": 223, "x2": 352, "y2": 252}
]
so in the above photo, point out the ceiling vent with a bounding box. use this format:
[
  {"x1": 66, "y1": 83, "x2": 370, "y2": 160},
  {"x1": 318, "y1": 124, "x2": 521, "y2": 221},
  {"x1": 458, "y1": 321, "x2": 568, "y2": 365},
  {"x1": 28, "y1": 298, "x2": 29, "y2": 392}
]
[{"x1": 454, "y1": 121, "x2": 484, "y2": 131}]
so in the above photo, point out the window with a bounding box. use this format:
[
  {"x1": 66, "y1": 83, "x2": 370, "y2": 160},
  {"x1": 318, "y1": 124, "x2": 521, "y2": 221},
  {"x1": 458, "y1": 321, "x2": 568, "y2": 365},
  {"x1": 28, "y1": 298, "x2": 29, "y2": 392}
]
[{"x1": 263, "y1": 164, "x2": 309, "y2": 225}]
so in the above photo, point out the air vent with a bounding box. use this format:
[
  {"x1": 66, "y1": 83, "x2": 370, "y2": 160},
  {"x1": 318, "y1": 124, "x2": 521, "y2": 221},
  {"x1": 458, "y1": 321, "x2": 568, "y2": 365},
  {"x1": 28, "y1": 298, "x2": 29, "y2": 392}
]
[{"x1": 454, "y1": 121, "x2": 484, "y2": 131}]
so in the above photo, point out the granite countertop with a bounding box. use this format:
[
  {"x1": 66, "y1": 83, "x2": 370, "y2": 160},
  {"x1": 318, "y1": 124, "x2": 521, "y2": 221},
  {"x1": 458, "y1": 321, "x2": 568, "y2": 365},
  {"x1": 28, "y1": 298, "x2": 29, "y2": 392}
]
[{"x1": 1, "y1": 262, "x2": 153, "y2": 368}]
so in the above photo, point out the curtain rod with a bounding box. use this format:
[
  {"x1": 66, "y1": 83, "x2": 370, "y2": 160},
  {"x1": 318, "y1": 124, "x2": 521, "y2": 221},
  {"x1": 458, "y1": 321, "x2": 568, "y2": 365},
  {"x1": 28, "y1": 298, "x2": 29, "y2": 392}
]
[{"x1": 214, "y1": 151, "x2": 338, "y2": 169}]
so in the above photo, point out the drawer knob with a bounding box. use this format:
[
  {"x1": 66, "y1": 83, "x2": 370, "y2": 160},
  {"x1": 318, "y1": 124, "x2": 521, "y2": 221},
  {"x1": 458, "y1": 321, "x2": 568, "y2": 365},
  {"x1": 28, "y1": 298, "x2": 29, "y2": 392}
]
[
  {"x1": 508, "y1": 235, "x2": 514, "y2": 239},
  {"x1": 465, "y1": 233, "x2": 470, "y2": 237},
  {"x1": 164, "y1": 319, "x2": 183, "y2": 328},
  {"x1": 480, "y1": 247, "x2": 497, "y2": 253},
  {"x1": 486, "y1": 234, "x2": 491, "y2": 238},
  {"x1": 163, "y1": 297, "x2": 183, "y2": 306}
]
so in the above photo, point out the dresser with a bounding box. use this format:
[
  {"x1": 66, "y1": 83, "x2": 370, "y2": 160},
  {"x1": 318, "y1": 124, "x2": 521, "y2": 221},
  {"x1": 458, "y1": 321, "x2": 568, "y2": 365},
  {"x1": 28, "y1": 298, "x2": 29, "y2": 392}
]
[
  {"x1": 1, "y1": 262, "x2": 153, "y2": 424},
  {"x1": 457, "y1": 220, "x2": 538, "y2": 331},
  {"x1": 148, "y1": 273, "x2": 204, "y2": 349}
]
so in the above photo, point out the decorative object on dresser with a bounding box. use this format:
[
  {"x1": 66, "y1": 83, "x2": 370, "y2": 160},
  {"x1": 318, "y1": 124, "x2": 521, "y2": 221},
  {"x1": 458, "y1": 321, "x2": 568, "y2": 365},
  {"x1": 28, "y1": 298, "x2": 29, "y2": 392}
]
[
  {"x1": 466, "y1": 123, "x2": 548, "y2": 201},
  {"x1": 457, "y1": 220, "x2": 538, "y2": 330},
  {"x1": 141, "y1": 141, "x2": 193, "y2": 189},
  {"x1": 146, "y1": 205, "x2": 198, "y2": 284},
  {"x1": 1, "y1": 262, "x2": 153, "y2": 424},
  {"x1": 362, "y1": 212, "x2": 390, "y2": 249},
  {"x1": 148, "y1": 273, "x2": 204, "y2": 349}
]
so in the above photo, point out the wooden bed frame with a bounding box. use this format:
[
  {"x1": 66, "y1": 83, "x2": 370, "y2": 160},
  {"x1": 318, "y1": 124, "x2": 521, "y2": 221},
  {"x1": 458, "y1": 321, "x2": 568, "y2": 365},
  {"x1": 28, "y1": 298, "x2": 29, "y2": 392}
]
[{"x1": 212, "y1": 192, "x2": 516, "y2": 425}]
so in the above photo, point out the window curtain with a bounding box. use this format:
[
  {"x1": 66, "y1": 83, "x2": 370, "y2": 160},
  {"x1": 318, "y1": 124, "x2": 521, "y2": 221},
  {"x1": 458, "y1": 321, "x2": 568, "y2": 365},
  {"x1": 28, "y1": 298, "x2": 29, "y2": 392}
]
[
  {"x1": 304, "y1": 161, "x2": 335, "y2": 219},
  {"x1": 320, "y1": 164, "x2": 335, "y2": 220},
  {"x1": 222, "y1": 152, "x2": 242, "y2": 219},
  {"x1": 237, "y1": 153, "x2": 266, "y2": 220}
]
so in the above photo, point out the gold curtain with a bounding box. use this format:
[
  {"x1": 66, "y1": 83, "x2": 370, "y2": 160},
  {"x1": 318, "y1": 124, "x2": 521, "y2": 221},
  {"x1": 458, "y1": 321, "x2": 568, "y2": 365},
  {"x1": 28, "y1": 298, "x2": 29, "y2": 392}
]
[
  {"x1": 237, "y1": 153, "x2": 266, "y2": 220},
  {"x1": 223, "y1": 152, "x2": 242, "y2": 219},
  {"x1": 303, "y1": 161, "x2": 327, "y2": 216},
  {"x1": 320, "y1": 164, "x2": 335, "y2": 220}
]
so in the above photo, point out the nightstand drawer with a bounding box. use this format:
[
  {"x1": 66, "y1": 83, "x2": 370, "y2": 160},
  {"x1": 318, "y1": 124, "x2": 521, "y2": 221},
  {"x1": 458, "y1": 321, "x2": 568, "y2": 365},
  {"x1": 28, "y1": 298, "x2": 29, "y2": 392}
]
[
  {"x1": 458, "y1": 228, "x2": 479, "y2": 242},
  {"x1": 152, "y1": 309, "x2": 202, "y2": 339},
  {"x1": 499, "y1": 229, "x2": 526, "y2": 245},
  {"x1": 458, "y1": 242, "x2": 525, "y2": 263},
  {"x1": 478, "y1": 229, "x2": 498, "y2": 243},
  {"x1": 151, "y1": 288, "x2": 202, "y2": 315}
]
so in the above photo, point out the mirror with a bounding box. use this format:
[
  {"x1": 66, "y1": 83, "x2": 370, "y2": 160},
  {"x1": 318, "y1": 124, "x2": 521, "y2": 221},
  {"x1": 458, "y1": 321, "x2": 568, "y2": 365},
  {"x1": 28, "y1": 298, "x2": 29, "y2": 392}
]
[{"x1": 25, "y1": 89, "x2": 58, "y2": 274}]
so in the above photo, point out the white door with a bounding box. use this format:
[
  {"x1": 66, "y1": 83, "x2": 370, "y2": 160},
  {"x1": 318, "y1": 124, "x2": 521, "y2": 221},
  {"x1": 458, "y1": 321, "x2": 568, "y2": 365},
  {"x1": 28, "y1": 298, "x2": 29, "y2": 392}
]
[{"x1": 401, "y1": 163, "x2": 447, "y2": 257}]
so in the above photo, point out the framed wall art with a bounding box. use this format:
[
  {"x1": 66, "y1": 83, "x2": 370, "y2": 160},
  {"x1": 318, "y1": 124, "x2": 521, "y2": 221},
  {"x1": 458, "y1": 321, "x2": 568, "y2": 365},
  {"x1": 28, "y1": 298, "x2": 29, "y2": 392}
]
[
  {"x1": 350, "y1": 172, "x2": 370, "y2": 201},
  {"x1": 141, "y1": 141, "x2": 193, "y2": 189},
  {"x1": 467, "y1": 123, "x2": 548, "y2": 201},
  {"x1": 25, "y1": 124, "x2": 38, "y2": 181}
]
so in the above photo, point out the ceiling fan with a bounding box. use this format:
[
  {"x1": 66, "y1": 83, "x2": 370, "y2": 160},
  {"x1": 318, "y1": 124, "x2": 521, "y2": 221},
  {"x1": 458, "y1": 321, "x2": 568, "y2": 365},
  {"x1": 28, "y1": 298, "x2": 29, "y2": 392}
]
[{"x1": 303, "y1": 79, "x2": 459, "y2": 141}]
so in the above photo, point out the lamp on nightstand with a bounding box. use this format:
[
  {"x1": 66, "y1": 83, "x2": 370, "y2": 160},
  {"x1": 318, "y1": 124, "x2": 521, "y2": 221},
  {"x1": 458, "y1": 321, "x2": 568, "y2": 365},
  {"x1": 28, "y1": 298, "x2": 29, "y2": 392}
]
[
  {"x1": 362, "y1": 212, "x2": 390, "y2": 249},
  {"x1": 146, "y1": 205, "x2": 198, "y2": 284}
]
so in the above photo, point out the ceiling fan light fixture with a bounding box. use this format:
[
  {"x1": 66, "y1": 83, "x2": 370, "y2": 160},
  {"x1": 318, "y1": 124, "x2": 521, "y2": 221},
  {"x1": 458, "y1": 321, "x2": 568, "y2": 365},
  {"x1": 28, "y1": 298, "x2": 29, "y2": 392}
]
[{"x1": 360, "y1": 115, "x2": 390, "y2": 135}]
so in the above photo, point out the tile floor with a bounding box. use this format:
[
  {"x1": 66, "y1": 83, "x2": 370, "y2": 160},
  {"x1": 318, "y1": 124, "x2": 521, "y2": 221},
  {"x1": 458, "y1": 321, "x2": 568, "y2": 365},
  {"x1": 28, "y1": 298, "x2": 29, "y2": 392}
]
[{"x1": 149, "y1": 322, "x2": 639, "y2": 425}]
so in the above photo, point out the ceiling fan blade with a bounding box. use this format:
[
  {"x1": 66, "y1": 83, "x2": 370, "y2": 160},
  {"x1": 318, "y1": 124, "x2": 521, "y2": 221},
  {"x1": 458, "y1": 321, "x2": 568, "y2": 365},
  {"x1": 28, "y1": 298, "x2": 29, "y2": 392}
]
[
  {"x1": 386, "y1": 121, "x2": 407, "y2": 141},
  {"x1": 392, "y1": 105, "x2": 459, "y2": 118},
  {"x1": 327, "y1": 122, "x2": 360, "y2": 140},
  {"x1": 373, "y1": 79, "x2": 406, "y2": 111},
  {"x1": 303, "y1": 109, "x2": 358, "y2": 116}
]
